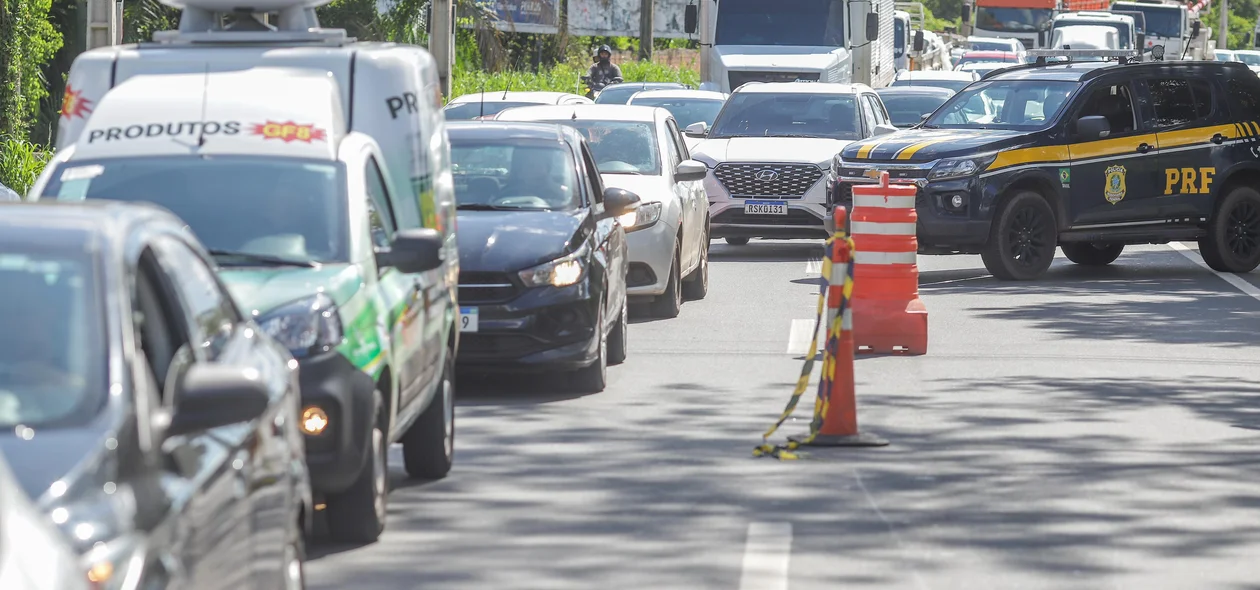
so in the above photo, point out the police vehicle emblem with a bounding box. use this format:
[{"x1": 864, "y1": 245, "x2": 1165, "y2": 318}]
[
  {"x1": 1104, "y1": 165, "x2": 1126, "y2": 204},
  {"x1": 755, "y1": 169, "x2": 780, "y2": 182}
]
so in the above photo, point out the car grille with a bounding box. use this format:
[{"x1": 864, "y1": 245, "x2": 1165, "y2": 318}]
[
  {"x1": 728, "y1": 71, "x2": 821, "y2": 89},
  {"x1": 715, "y1": 163, "x2": 824, "y2": 199},
  {"x1": 713, "y1": 208, "x2": 823, "y2": 227},
  {"x1": 458, "y1": 271, "x2": 519, "y2": 304}
]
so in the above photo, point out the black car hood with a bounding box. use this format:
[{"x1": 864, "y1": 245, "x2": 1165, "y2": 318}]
[
  {"x1": 457, "y1": 210, "x2": 586, "y2": 273},
  {"x1": 0, "y1": 422, "x2": 111, "y2": 500},
  {"x1": 841, "y1": 129, "x2": 1031, "y2": 162}
]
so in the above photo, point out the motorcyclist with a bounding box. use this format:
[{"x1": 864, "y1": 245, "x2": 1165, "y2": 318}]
[{"x1": 585, "y1": 45, "x2": 623, "y2": 97}]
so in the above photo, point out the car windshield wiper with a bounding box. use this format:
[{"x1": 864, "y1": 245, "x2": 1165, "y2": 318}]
[
  {"x1": 209, "y1": 250, "x2": 317, "y2": 268},
  {"x1": 456, "y1": 204, "x2": 520, "y2": 210}
]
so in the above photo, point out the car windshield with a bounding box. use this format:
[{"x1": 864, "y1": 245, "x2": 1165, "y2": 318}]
[
  {"x1": 1118, "y1": 4, "x2": 1181, "y2": 37},
  {"x1": 42, "y1": 156, "x2": 350, "y2": 265},
  {"x1": 0, "y1": 244, "x2": 105, "y2": 429},
  {"x1": 714, "y1": 0, "x2": 845, "y2": 46},
  {"x1": 878, "y1": 93, "x2": 953, "y2": 127},
  {"x1": 450, "y1": 140, "x2": 580, "y2": 210},
  {"x1": 1216, "y1": 52, "x2": 1235, "y2": 61},
  {"x1": 540, "y1": 120, "x2": 661, "y2": 175},
  {"x1": 976, "y1": 7, "x2": 1051, "y2": 32},
  {"x1": 445, "y1": 101, "x2": 545, "y2": 120},
  {"x1": 956, "y1": 54, "x2": 1016, "y2": 67},
  {"x1": 1236, "y1": 52, "x2": 1260, "y2": 66},
  {"x1": 891, "y1": 78, "x2": 974, "y2": 93},
  {"x1": 969, "y1": 40, "x2": 1014, "y2": 51},
  {"x1": 709, "y1": 93, "x2": 860, "y2": 140},
  {"x1": 595, "y1": 85, "x2": 684, "y2": 105},
  {"x1": 925, "y1": 79, "x2": 1078, "y2": 130},
  {"x1": 628, "y1": 97, "x2": 726, "y2": 127}
]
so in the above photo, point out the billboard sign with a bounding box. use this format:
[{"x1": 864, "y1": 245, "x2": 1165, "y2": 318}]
[
  {"x1": 567, "y1": 0, "x2": 696, "y2": 39},
  {"x1": 468, "y1": 0, "x2": 562, "y2": 34}
]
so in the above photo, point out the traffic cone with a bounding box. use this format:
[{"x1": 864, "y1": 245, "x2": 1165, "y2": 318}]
[
  {"x1": 792, "y1": 207, "x2": 888, "y2": 448},
  {"x1": 849, "y1": 171, "x2": 928, "y2": 355}
]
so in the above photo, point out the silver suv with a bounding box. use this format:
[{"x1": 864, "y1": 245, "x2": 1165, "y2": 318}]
[{"x1": 687, "y1": 81, "x2": 898, "y2": 245}]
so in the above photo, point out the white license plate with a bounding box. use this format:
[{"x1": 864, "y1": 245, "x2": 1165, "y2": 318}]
[
  {"x1": 744, "y1": 200, "x2": 788, "y2": 215},
  {"x1": 459, "y1": 307, "x2": 479, "y2": 332}
]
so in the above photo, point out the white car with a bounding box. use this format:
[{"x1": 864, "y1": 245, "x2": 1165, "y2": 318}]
[
  {"x1": 444, "y1": 91, "x2": 593, "y2": 120},
  {"x1": 1214, "y1": 49, "x2": 1238, "y2": 62},
  {"x1": 964, "y1": 36, "x2": 1027, "y2": 57},
  {"x1": 0, "y1": 452, "x2": 88, "y2": 590},
  {"x1": 627, "y1": 89, "x2": 728, "y2": 151},
  {"x1": 955, "y1": 61, "x2": 1014, "y2": 78},
  {"x1": 495, "y1": 105, "x2": 711, "y2": 318},
  {"x1": 688, "y1": 81, "x2": 898, "y2": 245},
  {"x1": 890, "y1": 70, "x2": 980, "y2": 93},
  {"x1": 1233, "y1": 50, "x2": 1260, "y2": 74}
]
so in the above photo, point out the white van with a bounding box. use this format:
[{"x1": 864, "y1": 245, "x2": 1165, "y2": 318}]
[{"x1": 32, "y1": 0, "x2": 461, "y2": 543}]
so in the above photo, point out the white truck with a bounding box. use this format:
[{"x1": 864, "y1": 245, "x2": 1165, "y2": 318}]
[
  {"x1": 683, "y1": 0, "x2": 896, "y2": 92},
  {"x1": 1111, "y1": 0, "x2": 1196, "y2": 59}
]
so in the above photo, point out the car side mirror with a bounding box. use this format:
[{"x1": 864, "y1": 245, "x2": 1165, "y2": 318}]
[
  {"x1": 1076, "y1": 115, "x2": 1111, "y2": 140},
  {"x1": 376, "y1": 227, "x2": 444, "y2": 274},
  {"x1": 165, "y1": 365, "x2": 270, "y2": 438},
  {"x1": 961, "y1": 4, "x2": 971, "y2": 23},
  {"x1": 866, "y1": 12, "x2": 880, "y2": 42},
  {"x1": 684, "y1": 3, "x2": 698, "y2": 35},
  {"x1": 1151, "y1": 44, "x2": 1165, "y2": 60},
  {"x1": 675, "y1": 159, "x2": 708, "y2": 182},
  {"x1": 602, "y1": 187, "x2": 641, "y2": 218},
  {"x1": 872, "y1": 123, "x2": 899, "y2": 137},
  {"x1": 913, "y1": 30, "x2": 925, "y2": 52},
  {"x1": 684, "y1": 121, "x2": 709, "y2": 137}
]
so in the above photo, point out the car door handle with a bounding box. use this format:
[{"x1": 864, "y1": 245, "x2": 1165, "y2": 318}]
[
  {"x1": 1137, "y1": 143, "x2": 1152, "y2": 154},
  {"x1": 1212, "y1": 133, "x2": 1227, "y2": 144}
]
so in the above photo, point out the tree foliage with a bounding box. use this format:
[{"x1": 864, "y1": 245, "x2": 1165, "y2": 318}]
[{"x1": 0, "y1": 0, "x2": 63, "y2": 137}]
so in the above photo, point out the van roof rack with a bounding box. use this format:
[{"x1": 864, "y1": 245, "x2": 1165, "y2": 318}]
[{"x1": 145, "y1": 0, "x2": 353, "y2": 45}]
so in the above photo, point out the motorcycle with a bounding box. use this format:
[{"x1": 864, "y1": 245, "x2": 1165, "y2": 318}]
[{"x1": 580, "y1": 74, "x2": 623, "y2": 100}]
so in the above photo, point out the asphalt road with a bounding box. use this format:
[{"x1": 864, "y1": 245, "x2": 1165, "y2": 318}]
[{"x1": 307, "y1": 240, "x2": 1260, "y2": 590}]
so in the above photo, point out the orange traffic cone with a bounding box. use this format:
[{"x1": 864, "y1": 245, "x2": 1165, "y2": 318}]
[{"x1": 849, "y1": 171, "x2": 928, "y2": 355}]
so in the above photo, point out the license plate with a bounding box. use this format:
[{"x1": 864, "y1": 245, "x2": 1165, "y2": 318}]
[
  {"x1": 459, "y1": 307, "x2": 479, "y2": 332},
  {"x1": 744, "y1": 200, "x2": 788, "y2": 215}
]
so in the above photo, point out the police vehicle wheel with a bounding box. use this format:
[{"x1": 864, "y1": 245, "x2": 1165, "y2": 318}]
[
  {"x1": 402, "y1": 354, "x2": 455, "y2": 479},
  {"x1": 325, "y1": 391, "x2": 387, "y2": 543},
  {"x1": 981, "y1": 191, "x2": 1057, "y2": 281},
  {"x1": 1200, "y1": 186, "x2": 1260, "y2": 273},
  {"x1": 1061, "y1": 242, "x2": 1124, "y2": 266},
  {"x1": 725, "y1": 237, "x2": 750, "y2": 246}
]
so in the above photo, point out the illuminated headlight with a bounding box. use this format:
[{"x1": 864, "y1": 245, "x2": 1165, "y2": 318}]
[
  {"x1": 301, "y1": 406, "x2": 329, "y2": 435},
  {"x1": 928, "y1": 154, "x2": 997, "y2": 181},
  {"x1": 617, "y1": 201, "x2": 663, "y2": 231},
  {"x1": 257, "y1": 293, "x2": 344, "y2": 358},
  {"x1": 518, "y1": 246, "x2": 587, "y2": 288}
]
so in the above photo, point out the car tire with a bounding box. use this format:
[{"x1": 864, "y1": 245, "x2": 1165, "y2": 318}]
[
  {"x1": 325, "y1": 391, "x2": 386, "y2": 544},
  {"x1": 725, "y1": 237, "x2": 750, "y2": 246},
  {"x1": 1200, "y1": 185, "x2": 1260, "y2": 273},
  {"x1": 607, "y1": 299, "x2": 628, "y2": 365},
  {"x1": 1061, "y1": 242, "x2": 1124, "y2": 266},
  {"x1": 649, "y1": 246, "x2": 683, "y2": 318},
  {"x1": 981, "y1": 190, "x2": 1057, "y2": 281},
  {"x1": 682, "y1": 228, "x2": 709, "y2": 300},
  {"x1": 570, "y1": 301, "x2": 607, "y2": 393},
  {"x1": 402, "y1": 354, "x2": 455, "y2": 479}
]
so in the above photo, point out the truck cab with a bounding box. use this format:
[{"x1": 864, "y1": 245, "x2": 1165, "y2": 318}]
[
  {"x1": 1112, "y1": 0, "x2": 1193, "y2": 60},
  {"x1": 1043, "y1": 12, "x2": 1139, "y2": 51},
  {"x1": 685, "y1": 0, "x2": 896, "y2": 92}
]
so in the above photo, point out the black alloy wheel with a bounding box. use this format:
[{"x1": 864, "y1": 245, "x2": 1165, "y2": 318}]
[
  {"x1": 981, "y1": 191, "x2": 1057, "y2": 281},
  {"x1": 1201, "y1": 186, "x2": 1260, "y2": 273}
]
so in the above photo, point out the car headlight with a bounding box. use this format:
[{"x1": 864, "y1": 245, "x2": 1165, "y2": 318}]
[
  {"x1": 928, "y1": 154, "x2": 997, "y2": 181},
  {"x1": 518, "y1": 246, "x2": 587, "y2": 288},
  {"x1": 257, "y1": 293, "x2": 344, "y2": 358},
  {"x1": 617, "y1": 201, "x2": 663, "y2": 231}
]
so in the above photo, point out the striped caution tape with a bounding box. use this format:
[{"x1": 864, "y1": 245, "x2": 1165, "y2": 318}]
[{"x1": 753, "y1": 234, "x2": 857, "y2": 460}]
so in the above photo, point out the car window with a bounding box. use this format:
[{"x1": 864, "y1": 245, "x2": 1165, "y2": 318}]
[
  {"x1": 581, "y1": 143, "x2": 605, "y2": 205},
  {"x1": 1188, "y1": 79, "x2": 1213, "y2": 119},
  {"x1": 709, "y1": 92, "x2": 860, "y2": 140},
  {"x1": 1075, "y1": 83, "x2": 1137, "y2": 135},
  {"x1": 151, "y1": 235, "x2": 240, "y2": 361},
  {"x1": 450, "y1": 140, "x2": 580, "y2": 210},
  {"x1": 665, "y1": 119, "x2": 691, "y2": 161},
  {"x1": 544, "y1": 120, "x2": 662, "y2": 175},
  {"x1": 1226, "y1": 76, "x2": 1260, "y2": 119},
  {"x1": 867, "y1": 95, "x2": 891, "y2": 126},
  {"x1": 444, "y1": 101, "x2": 539, "y2": 120},
  {"x1": 859, "y1": 96, "x2": 879, "y2": 135},
  {"x1": 927, "y1": 80, "x2": 1077, "y2": 130},
  {"x1": 662, "y1": 122, "x2": 682, "y2": 168},
  {"x1": 878, "y1": 93, "x2": 951, "y2": 127},
  {"x1": 1147, "y1": 78, "x2": 1198, "y2": 129},
  {"x1": 365, "y1": 157, "x2": 397, "y2": 248},
  {"x1": 629, "y1": 97, "x2": 726, "y2": 127}
]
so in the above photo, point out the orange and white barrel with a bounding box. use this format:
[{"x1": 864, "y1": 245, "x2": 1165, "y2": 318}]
[{"x1": 849, "y1": 171, "x2": 928, "y2": 355}]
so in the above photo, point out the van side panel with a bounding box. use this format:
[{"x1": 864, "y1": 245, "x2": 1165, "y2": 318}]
[{"x1": 57, "y1": 48, "x2": 125, "y2": 149}]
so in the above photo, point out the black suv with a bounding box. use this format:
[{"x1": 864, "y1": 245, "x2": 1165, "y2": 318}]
[{"x1": 831, "y1": 57, "x2": 1260, "y2": 280}]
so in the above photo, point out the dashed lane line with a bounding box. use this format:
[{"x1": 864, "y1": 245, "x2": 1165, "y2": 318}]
[
  {"x1": 854, "y1": 469, "x2": 931, "y2": 590},
  {"x1": 1169, "y1": 242, "x2": 1260, "y2": 304},
  {"x1": 786, "y1": 319, "x2": 822, "y2": 355},
  {"x1": 738, "y1": 522, "x2": 792, "y2": 590},
  {"x1": 804, "y1": 258, "x2": 823, "y2": 275}
]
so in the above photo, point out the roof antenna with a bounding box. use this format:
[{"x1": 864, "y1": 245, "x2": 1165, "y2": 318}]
[
  {"x1": 196, "y1": 64, "x2": 211, "y2": 148},
  {"x1": 502, "y1": 78, "x2": 511, "y2": 100},
  {"x1": 479, "y1": 79, "x2": 487, "y2": 119}
]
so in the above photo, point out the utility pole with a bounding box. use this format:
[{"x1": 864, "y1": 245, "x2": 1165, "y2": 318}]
[
  {"x1": 639, "y1": 0, "x2": 654, "y2": 61},
  {"x1": 430, "y1": 0, "x2": 454, "y2": 99},
  {"x1": 1218, "y1": 0, "x2": 1229, "y2": 50},
  {"x1": 86, "y1": 0, "x2": 121, "y2": 48}
]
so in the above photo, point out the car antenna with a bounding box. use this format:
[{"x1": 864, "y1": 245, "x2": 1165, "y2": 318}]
[
  {"x1": 502, "y1": 79, "x2": 511, "y2": 100},
  {"x1": 196, "y1": 64, "x2": 211, "y2": 148},
  {"x1": 479, "y1": 79, "x2": 487, "y2": 119}
]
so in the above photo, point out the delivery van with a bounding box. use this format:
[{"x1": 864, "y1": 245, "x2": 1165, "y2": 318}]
[{"x1": 32, "y1": 0, "x2": 459, "y2": 543}]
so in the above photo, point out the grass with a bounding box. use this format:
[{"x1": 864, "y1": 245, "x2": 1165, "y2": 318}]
[
  {"x1": 0, "y1": 137, "x2": 52, "y2": 198},
  {"x1": 451, "y1": 59, "x2": 701, "y2": 101}
]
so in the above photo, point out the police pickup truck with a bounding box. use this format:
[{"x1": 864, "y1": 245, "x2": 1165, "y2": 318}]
[{"x1": 830, "y1": 49, "x2": 1260, "y2": 280}]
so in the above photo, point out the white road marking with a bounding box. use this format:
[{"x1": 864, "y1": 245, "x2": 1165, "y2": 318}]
[
  {"x1": 1170, "y1": 242, "x2": 1260, "y2": 303},
  {"x1": 853, "y1": 469, "x2": 930, "y2": 590},
  {"x1": 804, "y1": 258, "x2": 823, "y2": 275},
  {"x1": 738, "y1": 522, "x2": 792, "y2": 590},
  {"x1": 786, "y1": 319, "x2": 815, "y2": 355}
]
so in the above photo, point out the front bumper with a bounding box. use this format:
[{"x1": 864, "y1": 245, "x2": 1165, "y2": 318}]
[
  {"x1": 704, "y1": 164, "x2": 830, "y2": 240},
  {"x1": 296, "y1": 350, "x2": 377, "y2": 495},
  {"x1": 626, "y1": 217, "x2": 678, "y2": 297},
  {"x1": 457, "y1": 281, "x2": 601, "y2": 372}
]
